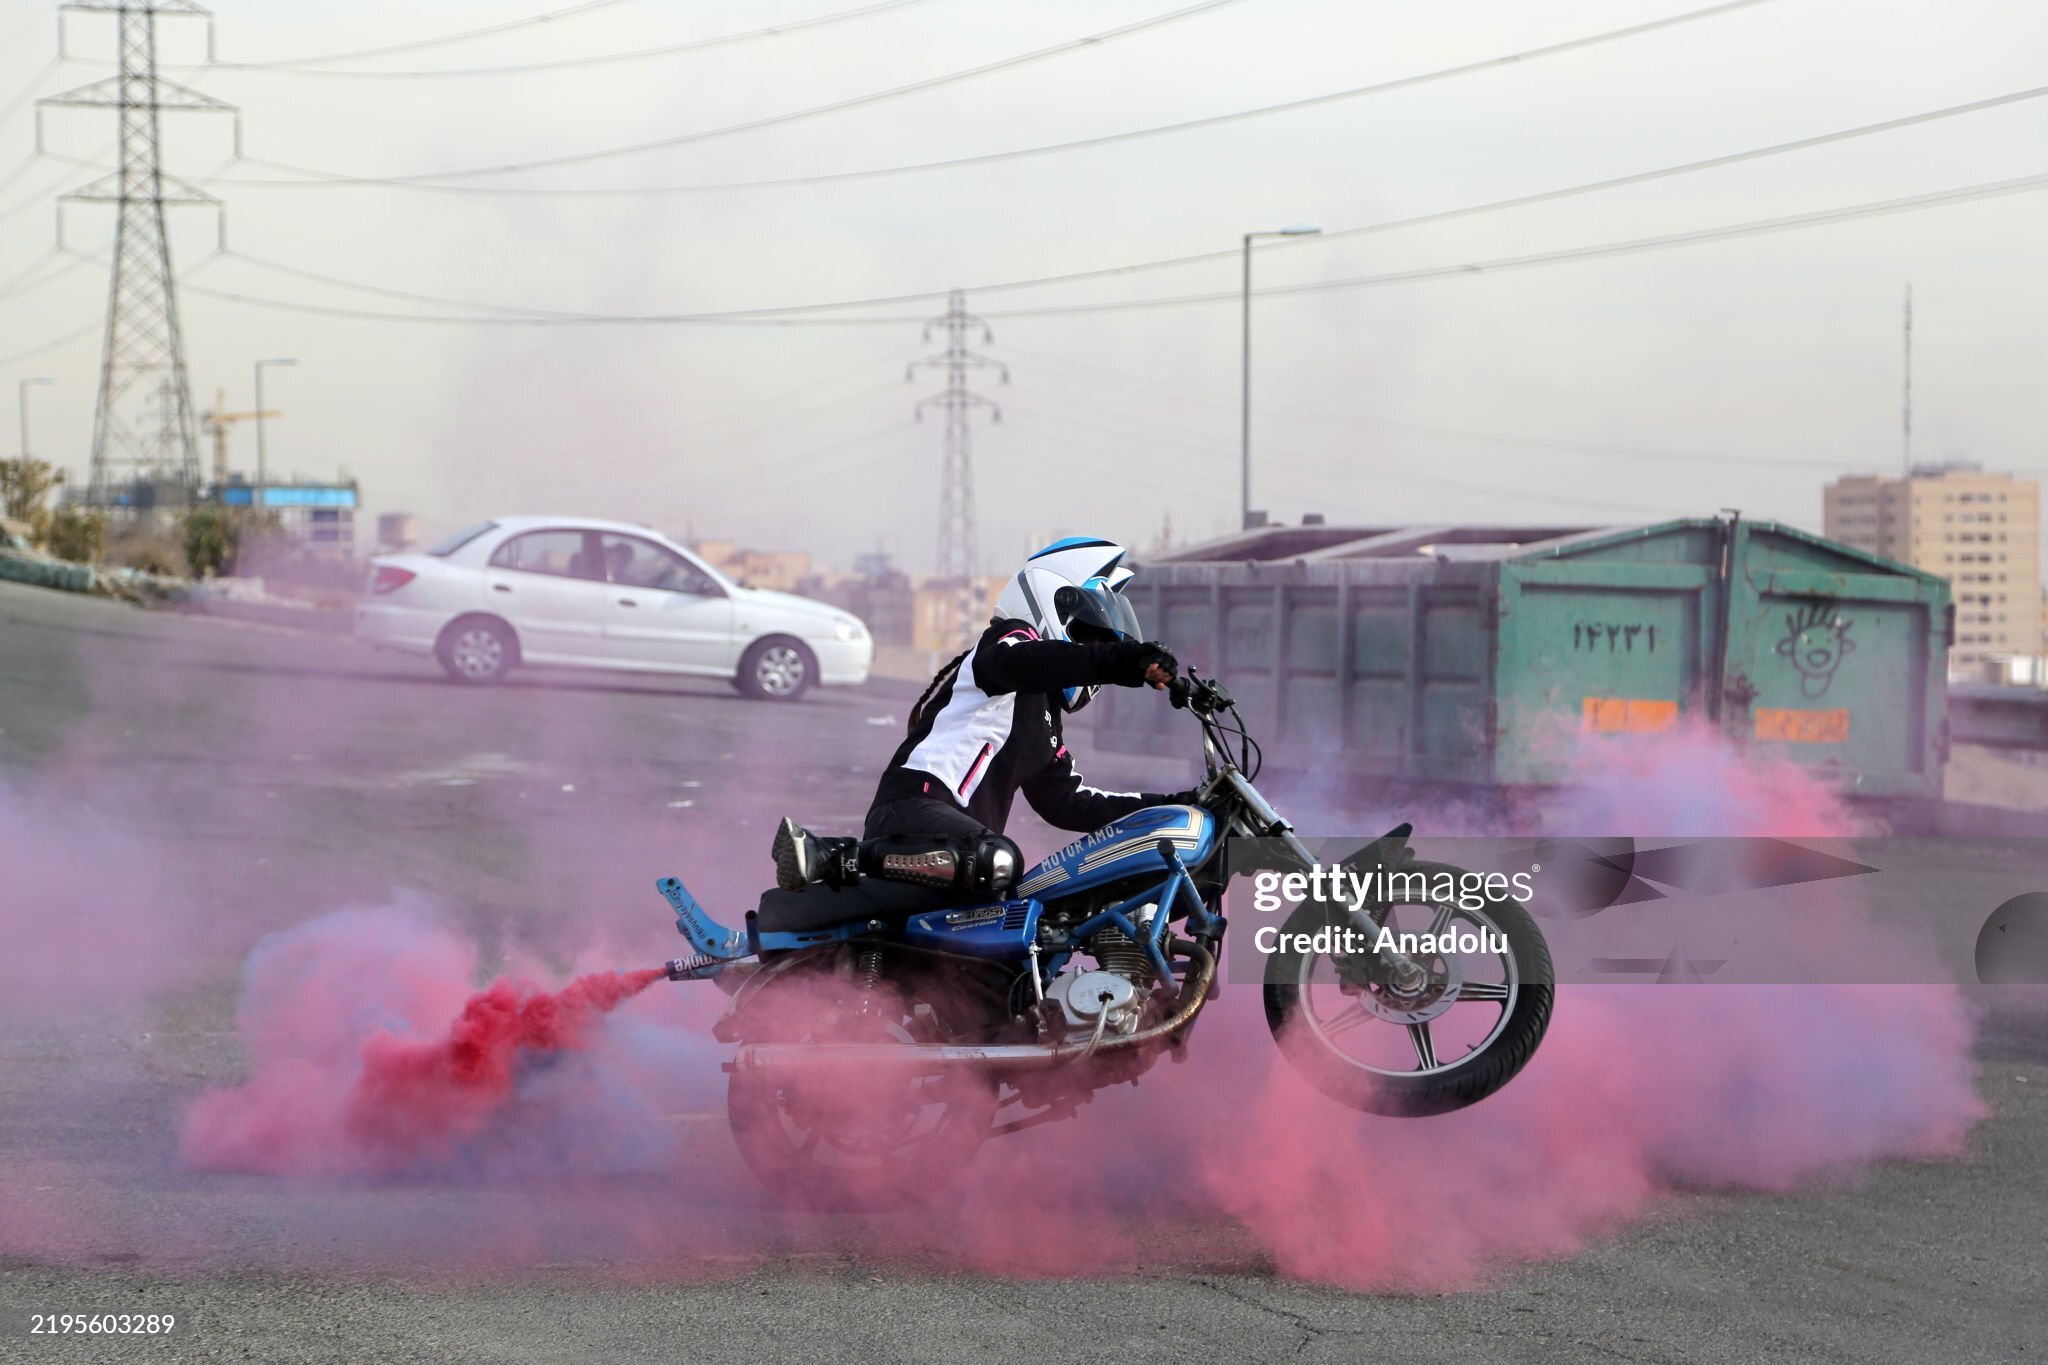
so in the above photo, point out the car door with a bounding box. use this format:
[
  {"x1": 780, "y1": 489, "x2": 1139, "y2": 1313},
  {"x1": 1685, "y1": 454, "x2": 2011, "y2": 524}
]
[
  {"x1": 598, "y1": 533, "x2": 737, "y2": 674},
  {"x1": 481, "y1": 528, "x2": 612, "y2": 664}
]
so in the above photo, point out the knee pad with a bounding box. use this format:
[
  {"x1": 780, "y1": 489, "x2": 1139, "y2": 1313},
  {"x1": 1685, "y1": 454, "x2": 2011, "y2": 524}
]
[
  {"x1": 970, "y1": 834, "x2": 1023, "y2": 896},
  {"x1": 859, "y1": 833, "x2": 1023, "y2": 896}
]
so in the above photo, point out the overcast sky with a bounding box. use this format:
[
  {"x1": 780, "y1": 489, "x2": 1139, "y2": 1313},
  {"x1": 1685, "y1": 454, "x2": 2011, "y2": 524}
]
[{"x1": 2, "y1": 0, "x2": 2045, "y2": 573}]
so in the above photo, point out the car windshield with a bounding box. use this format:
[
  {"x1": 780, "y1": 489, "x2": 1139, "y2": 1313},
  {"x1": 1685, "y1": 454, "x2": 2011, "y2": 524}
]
[{"x1": 424, "y1": 521, "x2": 497, "y2": 557}]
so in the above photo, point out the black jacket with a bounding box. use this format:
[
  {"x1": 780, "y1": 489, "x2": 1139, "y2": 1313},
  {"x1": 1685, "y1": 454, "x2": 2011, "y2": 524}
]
[{"x1": 871, "y1": 619, "x2": 1174, "y2": 833}]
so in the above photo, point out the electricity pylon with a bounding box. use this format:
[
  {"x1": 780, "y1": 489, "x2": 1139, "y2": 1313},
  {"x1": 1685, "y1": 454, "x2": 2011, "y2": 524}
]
[
  {"x1": 42, "y1": 0, "x2": 233, "y2": 505},
  {"x1": 909, "y1": 291, "x2": 1006, "y2": 647}
]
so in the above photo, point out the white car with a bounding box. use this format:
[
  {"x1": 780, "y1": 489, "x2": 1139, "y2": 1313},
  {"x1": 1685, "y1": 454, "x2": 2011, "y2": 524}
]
[{"x1": 355, "y1": 517, "x2": 872, "y2": 699}]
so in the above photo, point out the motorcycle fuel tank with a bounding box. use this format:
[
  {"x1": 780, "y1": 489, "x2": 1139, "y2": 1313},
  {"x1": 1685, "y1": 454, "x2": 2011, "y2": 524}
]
[
  {"x1": 901, "y1": 898, "x2": 1044, "y2": 959},
  {"x1": 1014, "y1": 804, "x2": 1218, "y2": 900}
]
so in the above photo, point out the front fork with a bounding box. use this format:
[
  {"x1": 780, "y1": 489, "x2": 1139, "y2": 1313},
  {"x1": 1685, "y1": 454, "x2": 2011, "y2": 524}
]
[{"x1": 1215, "y1": 769, "x2": 1428, "y2": 993}]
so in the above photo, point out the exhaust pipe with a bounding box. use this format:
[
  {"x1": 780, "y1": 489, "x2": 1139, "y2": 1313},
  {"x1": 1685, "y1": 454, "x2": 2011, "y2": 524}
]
[{"x1": 732, "y1": 941, "x2": 1215, "y2": 1076}]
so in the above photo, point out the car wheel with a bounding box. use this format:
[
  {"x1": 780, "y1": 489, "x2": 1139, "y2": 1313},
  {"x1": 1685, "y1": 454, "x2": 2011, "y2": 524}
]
[
  {"x1": 738, "y1": 636, "x2": 815, "y2": 701},
  {"x1": 436, "y1": 616, "x2": 516, "y2": 685}
]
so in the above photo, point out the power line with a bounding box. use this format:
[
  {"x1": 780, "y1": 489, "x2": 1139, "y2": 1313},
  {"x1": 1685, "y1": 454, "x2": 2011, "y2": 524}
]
[
  {"x1": 598, "y1": 371, "x2": 915, "y2": 466},
  {"x1": 0, "y1": 320, "x2": 98, "y2": 367},
  {"x1": 976, "y1": 170, "x2": 2048, "y2": 319},
  {"x1": 200, "y1": 79, "x2": 2036, "y2": 324},
  {"x1": 0, "y1": 56, "x2": 62, "y2": 133},
  {"x1": 220, "y1": 246, "x2": 605, "y2": 317},
  {"x1": 177, "y1": 0, "x2": 937, "y2": 79},
  {"x1": 230, "y1": 0, "x2": 1250, "y2": 185},
  {"x1": 0, "y1": 156, "x2": 92, "y2": 225},
  {"x1": 0, "y1": 247, "x2": 90, "y2": 300},
  {"x1": 120, "y1": 83, "x2": 2048, "y2": 335},
  {"x1": 664, "y1": 82, "x2": 2048, "y2": 314},
  {"x1": 996, "y1": 341, "x2": 1887, "y2": 474},
  {"x1": 177, "y1": 169, "x2": 2048, "y2": 329},
  {"x1": 0, "y1": 248, "x2": 213, "y2": 370},
  {"x1": 999, "y1": 409, "x2": 1700, "y2": 520},
  {"x1": 1010, "y1": 348, "x2": 2048, "y2": 491},
  {"x1": 0, "y1": 5, "x2": 56, "y2": 55},
  {"x1": 197, "y1": 0, "x2": 1776, "y2": 195},
  {"x1": 0, "y1": 244, "x2": 59, "y2": 293},
  {"x1": 0, "y1": 149, "x2": 48, "y2": 199},
  {"x1": 178, "y1": 282, "x2": 925, "y2": 326},
  {"x1": 219, "y1": 0, "x2": 641, "y2": 69}
]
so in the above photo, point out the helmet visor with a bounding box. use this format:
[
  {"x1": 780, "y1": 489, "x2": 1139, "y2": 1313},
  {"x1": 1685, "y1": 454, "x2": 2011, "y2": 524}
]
[{"x1": 1057, "y1": 582, "x2": 1142, "y2": 645}]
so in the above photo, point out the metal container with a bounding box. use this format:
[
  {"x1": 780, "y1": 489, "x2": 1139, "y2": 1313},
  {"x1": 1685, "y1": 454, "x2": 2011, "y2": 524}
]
[{"x1": 1092, "y1": 518, "x2": 1951, "y2": 799}]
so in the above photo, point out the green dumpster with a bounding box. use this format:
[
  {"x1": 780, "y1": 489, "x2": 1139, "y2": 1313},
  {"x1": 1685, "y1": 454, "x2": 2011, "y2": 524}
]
[{"x1": 1092, "y1": 519, "x2": 1950, "y2": 799}]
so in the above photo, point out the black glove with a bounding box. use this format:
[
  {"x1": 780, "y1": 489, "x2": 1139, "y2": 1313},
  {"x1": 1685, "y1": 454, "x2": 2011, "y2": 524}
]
[{"x1": 1107, "y1": 640, "x2": 1178, "y2": 687}]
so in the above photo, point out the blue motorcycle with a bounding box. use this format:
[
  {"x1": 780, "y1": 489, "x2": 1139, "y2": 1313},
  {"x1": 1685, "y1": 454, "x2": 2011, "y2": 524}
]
[{"x1": 657, "y1": 672, "x2": 1554, "y2": 1208}]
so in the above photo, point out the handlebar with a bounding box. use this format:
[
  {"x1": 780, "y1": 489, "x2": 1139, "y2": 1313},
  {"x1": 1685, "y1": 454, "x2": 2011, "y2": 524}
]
[{"x1": 1167, "y1": 668, "x2": 1234, "y2": 716}]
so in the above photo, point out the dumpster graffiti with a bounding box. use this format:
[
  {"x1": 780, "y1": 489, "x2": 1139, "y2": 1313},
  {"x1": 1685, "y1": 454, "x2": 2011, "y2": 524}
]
[{"x1": 1775, "y1": 601, "x2": 1855, "y2": 698}]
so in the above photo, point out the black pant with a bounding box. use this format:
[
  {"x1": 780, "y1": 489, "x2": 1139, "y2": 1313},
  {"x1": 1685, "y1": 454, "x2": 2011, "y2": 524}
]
[{"x1": 756, "y1": 797, "x2": 995, "y2": 934}]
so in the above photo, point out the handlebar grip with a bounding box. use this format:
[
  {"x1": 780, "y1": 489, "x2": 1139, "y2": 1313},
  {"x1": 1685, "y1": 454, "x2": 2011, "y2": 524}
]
[{"x1": 1167, "y1": 676, "x2": 1194, "y2": 710}]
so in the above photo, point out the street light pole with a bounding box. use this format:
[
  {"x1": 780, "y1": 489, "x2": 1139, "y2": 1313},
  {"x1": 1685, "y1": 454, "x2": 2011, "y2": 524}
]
[
  {"x1": 1239, "y1": 225, "x2": 1320, "y2": 531},
  {"x1": 18, "y1": 376, "x2": 53, "y2": 460},
  {"x1": 253, "y1": 358, "x2": 296, "y2": 513}
]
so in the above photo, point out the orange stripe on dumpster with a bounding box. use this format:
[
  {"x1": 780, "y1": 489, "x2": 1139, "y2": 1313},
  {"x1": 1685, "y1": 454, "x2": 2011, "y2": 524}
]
[
  {"x1": 1581, "y1": 697, "x2": 1678, "y2": 734},
  {"x1": 1755, "y1": 707, "x2": 1850, "y2": 743}
]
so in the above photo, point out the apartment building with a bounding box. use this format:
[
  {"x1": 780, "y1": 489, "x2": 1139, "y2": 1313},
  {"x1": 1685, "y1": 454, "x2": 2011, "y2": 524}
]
[{"x1": 1823, "y1": 464, "x2": 2041, "y2": 668}]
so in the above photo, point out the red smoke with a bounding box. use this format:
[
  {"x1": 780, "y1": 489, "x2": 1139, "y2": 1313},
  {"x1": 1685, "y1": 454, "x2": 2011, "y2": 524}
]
[
  {"x1": 344, "y1": 967, "x2": 662, "y2": 1171},
  {"x1": 180, "y1": 905, "x2": 671, "y2": 1179}
]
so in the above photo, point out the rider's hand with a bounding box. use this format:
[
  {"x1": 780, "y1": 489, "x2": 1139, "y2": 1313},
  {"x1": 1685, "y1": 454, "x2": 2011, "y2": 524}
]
[{"x1": 1109, "y1": 641, "x2": 1178, "y2": 689}]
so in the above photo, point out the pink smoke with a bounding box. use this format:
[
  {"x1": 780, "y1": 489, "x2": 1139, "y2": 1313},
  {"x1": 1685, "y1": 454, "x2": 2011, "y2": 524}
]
[
  {"x1": 0, "y1": 778, "x2": 204, "y2": 1023},
  {"x1": 1187, "y1": 720, "x2": 1983, "y2": 1287},
  {"x1": 14, "y1": 698, "x2": 1976, "y2": 1290}
]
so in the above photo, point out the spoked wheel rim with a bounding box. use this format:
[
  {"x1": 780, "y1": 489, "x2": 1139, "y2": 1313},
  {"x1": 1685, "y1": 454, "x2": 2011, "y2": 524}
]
[
  {"x1": 726, "y1": 966, "x2": 997, "y2": 1207},
  {"x1": 450, "y1": 627, "x2": 504, "y2": 679},
  {"x1": 764, "y1": 1016, "x2": 965, "y2": 1172},
  {"x1": 1297, "y1": 898, "x2": 1520, "y2": 1079},
  {"x1": 755, "y1": 644, "x2": 807, "y2": 697}
]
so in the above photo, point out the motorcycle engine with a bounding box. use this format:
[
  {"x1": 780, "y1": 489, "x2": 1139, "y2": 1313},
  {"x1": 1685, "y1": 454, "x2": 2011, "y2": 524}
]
[
  {"x1": 1043, "y1": 912, "x2": 1158, "y2": 1039},
  {"x1": 1047, "y1": 968, "x2": 1142, "y2": 1036}
]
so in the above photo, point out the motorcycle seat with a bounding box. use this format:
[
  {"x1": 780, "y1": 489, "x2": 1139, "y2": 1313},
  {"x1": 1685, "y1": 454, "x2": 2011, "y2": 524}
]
[{"x1": 754, "y1": 878, "x2": 957, "y2": 935}]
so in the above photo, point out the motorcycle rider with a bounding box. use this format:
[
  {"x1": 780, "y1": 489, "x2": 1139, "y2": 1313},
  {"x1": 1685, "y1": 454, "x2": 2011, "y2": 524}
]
[{"x1": 767, "y1": 537, "x2": 1192, "y2": 916}]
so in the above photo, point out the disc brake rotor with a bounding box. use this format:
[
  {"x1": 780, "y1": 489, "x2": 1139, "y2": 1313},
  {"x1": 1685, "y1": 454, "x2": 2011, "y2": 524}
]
[{"x1": 1347, "y1": 950, "x2": 1464, "y2": 1026}]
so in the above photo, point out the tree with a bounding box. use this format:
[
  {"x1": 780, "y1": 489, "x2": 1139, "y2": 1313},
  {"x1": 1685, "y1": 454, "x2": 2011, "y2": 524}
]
[
  {"x1": 180, "y1": 506, "x2": 238, "y2": 578},
  {"x1": 178, "y1": 506, "x2": 282, "y2": 578},
  {"x1": 0, "y1": 457, "x2": 60, "y2": 545},
  {"x1": 46, "y1": 506, "x2": 105, "y2": 564}
]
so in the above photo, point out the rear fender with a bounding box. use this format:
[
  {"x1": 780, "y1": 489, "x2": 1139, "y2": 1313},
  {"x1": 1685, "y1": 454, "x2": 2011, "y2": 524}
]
[{"x1": 714, "y1": 942, "x2": 860, "y2": 1042}]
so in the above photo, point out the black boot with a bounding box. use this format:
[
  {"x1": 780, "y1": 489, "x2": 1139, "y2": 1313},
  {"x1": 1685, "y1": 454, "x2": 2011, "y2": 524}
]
[{"x1": 772, "y1": 817, "x2": 858, "y2": 892}]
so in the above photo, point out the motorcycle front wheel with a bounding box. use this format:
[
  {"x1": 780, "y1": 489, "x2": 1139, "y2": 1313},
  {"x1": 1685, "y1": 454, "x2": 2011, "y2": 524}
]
[{"x1": 1262, "y1": 861, "x2": 1554, "y2": 1117}]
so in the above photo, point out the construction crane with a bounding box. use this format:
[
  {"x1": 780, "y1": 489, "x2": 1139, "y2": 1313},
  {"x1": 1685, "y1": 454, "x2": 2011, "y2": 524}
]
[{"x1": 199, "y1": 388, "x2": 280, "y2": 486}]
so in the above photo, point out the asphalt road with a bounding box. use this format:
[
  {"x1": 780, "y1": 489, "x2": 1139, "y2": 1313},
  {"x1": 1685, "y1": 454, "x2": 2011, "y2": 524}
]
[{"x1": 1, "y1": 579, "x2": 2043, "y2": 1364}]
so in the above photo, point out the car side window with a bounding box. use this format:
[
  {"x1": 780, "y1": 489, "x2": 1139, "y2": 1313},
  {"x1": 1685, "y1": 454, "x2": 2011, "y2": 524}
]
[
  {"x1": 489, "y1": 530, "x2": 602, "y2": 580},
  {"x1": 599, "y1": 534, "x2": 721, "y2": 596}
]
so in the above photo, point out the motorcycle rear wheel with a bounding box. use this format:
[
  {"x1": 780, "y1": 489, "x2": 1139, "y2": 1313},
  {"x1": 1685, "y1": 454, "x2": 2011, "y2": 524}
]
[
  {"x1": 1263, "y1": 861, "x2": 1553, "y2": 1117},
  {"x1": 725, "y1": 959, "x2": 998, "y2": 1211}
]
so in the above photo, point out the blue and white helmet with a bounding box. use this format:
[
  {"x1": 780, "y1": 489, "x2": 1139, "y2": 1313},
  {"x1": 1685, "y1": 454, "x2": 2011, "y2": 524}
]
[{"x1": 995, "y1": 536, "x2": 1143, "y2": 712}]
